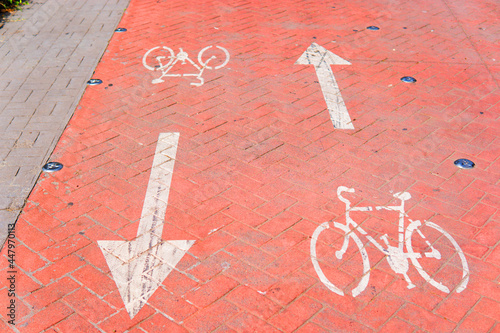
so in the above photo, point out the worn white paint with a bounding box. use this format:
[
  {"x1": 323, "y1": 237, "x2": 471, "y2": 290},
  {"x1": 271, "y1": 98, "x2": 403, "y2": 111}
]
[
  {"x1": 406, "y1": 220, "x2": 469, "y2": 293},
  {"x1": 143, "y1": 46, "x2": 230, "y2": 86},
  {"x1": 98, "y1": 133, "x2": 194, "y2": 319},
  {"x1": 310, "y1": 186, "x2": 469, "y2": 297},
  {"x1": 295, "y1": 43, "x2": 353, "y2": 129}
]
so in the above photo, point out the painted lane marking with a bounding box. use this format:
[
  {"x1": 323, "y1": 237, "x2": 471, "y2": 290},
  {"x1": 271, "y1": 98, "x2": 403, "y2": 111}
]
[
  {"x1": 311, "y1": 186, "x2": 469, "y2": 296},
  {"x1": 98, "y1": 133, "x2": 194, "y2": 319},
  {"x1": 143, "y1": 45, "x2": 230, "y2": 86},
  {"x1": 295, "y1": 43, "x2": 354, "y2": 130}
]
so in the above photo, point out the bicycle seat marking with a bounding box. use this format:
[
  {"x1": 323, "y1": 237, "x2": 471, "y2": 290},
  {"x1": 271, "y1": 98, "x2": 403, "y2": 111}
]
[
  {"x1": 142, "y1": 45, "x2": 230, "y2": 87},
  {"x1": 310, "y1": 186, "x2": 469, "y2": 297}
]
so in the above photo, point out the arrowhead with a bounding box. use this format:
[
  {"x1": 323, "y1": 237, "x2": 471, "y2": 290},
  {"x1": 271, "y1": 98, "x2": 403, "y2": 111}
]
[
  {"x1": 295, "y1": 43, "x2": 351, "y2": 66},
  {"x1": 98, "y1": 238, "x2": 195, "y2": 319}
]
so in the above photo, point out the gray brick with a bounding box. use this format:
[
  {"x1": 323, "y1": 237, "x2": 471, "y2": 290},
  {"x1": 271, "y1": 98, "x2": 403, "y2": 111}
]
[
  {"x1": 0, "y1": 166, "x2": 20, "y2": 183},
  {"x1": 5, "y1": 147, "x2": 42, "y2": 157},
  {"x1": 0, "y1": 210, "x2": 19, "y2": 245},
  {"x1": 32, "y1": 131, "x2": 55, "y2": 148},
  {"x1": 6, "y1": 117, "x2": 30, "y2": 130},
  {"x1": 34, "y1": 101, "x2": 57, "y2": 116},
  {"x1": 0, "y1": 149, "x2": 9, "y2": 160},
  {"x1": 4, "y1": 155, "x2": 45, "y2": 167},
  {"x1": 0, "y1": 197, "x2": 14, "y2": 210},
  {"x1": 0, "y1": 0, "x2": 131, "y2": 246}
]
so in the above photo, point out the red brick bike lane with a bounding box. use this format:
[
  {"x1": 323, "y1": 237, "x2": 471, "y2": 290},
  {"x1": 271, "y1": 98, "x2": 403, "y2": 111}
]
[{"x1": 1, "y1": 0, "x2": 499, "y2": 332}]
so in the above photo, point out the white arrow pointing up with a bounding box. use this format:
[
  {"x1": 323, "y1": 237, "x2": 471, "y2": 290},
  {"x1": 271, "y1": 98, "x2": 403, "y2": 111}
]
[
  {"x1": 98, "y1": 132, "x2": 194, "y2": 319},
  {"x1": 295, "y1": 43, "x2": 354, "y2": 130}
]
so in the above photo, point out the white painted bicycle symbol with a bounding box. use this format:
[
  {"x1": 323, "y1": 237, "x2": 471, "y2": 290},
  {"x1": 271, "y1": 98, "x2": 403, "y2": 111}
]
[
  {"x1": 142, "y1": 45, "x2": 230, "y2": 86},
  {"x1": 311, "y1": 186, "x2": 469, "y2": 297}
]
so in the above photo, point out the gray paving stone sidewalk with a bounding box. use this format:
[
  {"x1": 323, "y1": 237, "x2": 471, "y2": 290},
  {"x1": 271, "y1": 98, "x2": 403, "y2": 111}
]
[{"x1": 0, "y1": 0, "x2": 130, "y2": 246}]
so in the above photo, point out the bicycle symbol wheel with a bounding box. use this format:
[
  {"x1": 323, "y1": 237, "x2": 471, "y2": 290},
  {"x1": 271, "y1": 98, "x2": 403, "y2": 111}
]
[
  {"x1": 142, "y1": 46, "x2": 175, "y2": 71},
  {"x1": 406, "y1": 220, "x2": 469, "y2": 293},
  {"x1": 310, "y1": 222, "x2": 370, "y2": 297},
  {"x1": 198, "y1": 45, "x2": 230, "y2": 70}
]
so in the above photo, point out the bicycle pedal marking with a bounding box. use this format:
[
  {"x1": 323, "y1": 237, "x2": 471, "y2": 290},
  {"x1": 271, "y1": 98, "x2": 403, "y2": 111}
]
[
  {"x1": 142, "y1": 45, "x2": 230, "y2": 87},
  {"x1": 311, "y1": 186, "x2": 470, "y2": 297}
]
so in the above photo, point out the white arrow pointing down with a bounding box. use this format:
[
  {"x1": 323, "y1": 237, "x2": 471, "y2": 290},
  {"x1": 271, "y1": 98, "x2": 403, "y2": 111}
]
[
  {"x1": 98, "y1": 132, "x2": 194, "y2": 319},
  {"x1": 296, "y1": 43, "x2": 354, "y2": 130}
]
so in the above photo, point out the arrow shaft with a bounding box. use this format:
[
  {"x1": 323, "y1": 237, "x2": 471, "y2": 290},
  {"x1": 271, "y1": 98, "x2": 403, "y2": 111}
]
[
  {"x1": 137, "y1": 132, "x2": 179, "y2": 241},
  {"x1": 314, "y1": 63, "x2": 354, "y2": 130}
]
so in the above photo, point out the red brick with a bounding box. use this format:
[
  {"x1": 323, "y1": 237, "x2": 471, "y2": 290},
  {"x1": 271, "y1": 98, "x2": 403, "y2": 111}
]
[
  {"x1": 267, "y1": 271, "x2": 316, "y2": 306},
  {"x1": 25, "y1": 277, "x2": 80, "y2": 309},
  {"x1": 187, "y1": 212, "x2": 232, "y2": 239},
  {"x1": 474, "y1": 297, "x2": 500, "y2": 321},
  {"x1": 140, "y1": 313, "x2": 188, "y2": 333},
  {"x1": 468, "y1": 276, "x2": 500, "y2": 303},
  {"x1": 356, "y1": 291, "x2": 405, "y2": 329},
  {"x1": 92, "y1": 189, "x2": 131, "y2": 212},
  {"x1": 99, "y1": 307, "x2": 155, "y2": 333},
  {"x1": 226, "y1": 285, "x2": 281, "y2": 320},
  {"x1": 189, "y1": 196, "x2": 232, "y2": 220},
  {"x1": 97, "y1": 175, "x2": 137, "y2": 196},
  {"x1": 39, "y1": 234, "x2": 91, "y2": 262},
  {"x1": 52, "y1": 197, "x2": 99, "y2": 222},
  {"x1": 254, "y1": 177, "x2": 293, "y2": 201},
  {"x1": 474, "y1": 220, "x2": 500, "y2": 247},
  {"x1": 185, "y1": 274, "x2": 238, "y2": 308},
  {"x1": 14, "y1": 245, "x2": 46, "y2": 272},
  {"x1": 213, "y1": 325, "x2": 237, "y2": 333},
  {"x1": 16, "y1": 272, "x2": 41, "y2": 298},
  {"x1": 269, "y1": 296, "x2": 322, "y2": 331},
  {"x1": 223, "y1": 222, "x2": 271, "y2": 247},
  {"x1": 71, "y1": 265, "x2": 116, "y2": 296},
  {"x1": 456, "y1": 311, "x2": 496, "y2": 332},
  {"x1": 16, "y1": 222, "x2": 54, "y2": 252},
  {"x1": 63, "y1": 288, "x2": 115, "y2": 323},
  {"x1": 461, "y1": 203, "x2": 497, "y2": 227},
  {"x1": 222, "y1": 204, "x2": 267, "y2": 228},
  {"x1": 221, "y1": 186, "x2": 266, "y2": 209},
  {"x1": 54, "y1": 314, "x2": 101, "y2": 333},
  {"x1": 227, "y1": 312, "x2": 281, "y2": 333},
  {"x1": 21, "y1": 207, "x2": 61, "y2": 232},
  {"x1": 224, "y1": 259, "x2": 278, "y2": 291},
  {"x1": 296, "y1": 322, "x2": 330, "y2": 333},
  {"x1": 183, "y1": 300, "x2": 239, "y2": 332},
  {"x1": 225, "y1": 241, "x2": 275, "y2": 268},
  {"x1": 260, "y1": 229, "x2": 307, "y2": 257},
  {"x1": 46, "y1": 216, "x2": 95, "y2": 242},
  {"x1": 86, "y1": 206, "x2": 130, "y2": 231},
  {"x1": 0, "y1": 320, "x2": 12, "y2": 332},
  {"x1": 266, "y1": 246, "x2": 310, "y2": 279},
  {"x1": 258, "y1": 211, "x2": 303, "y2": 236},
  {"x1": 312, "y1": 308, "x2": 372, "y2": 333},
  {"x1": 308, "y1": 278, "x2": 365, "y2": 311},
  {"x1": 255, "y1": 193, "x2": 297, "y2": 218},
  {"x1": 82, "y1": 225, "x2": 119, "y2": 241},
  {"x1": 389, "y1": 280, "x2": 447, "y2": 310},
  {"x1": 19, "y1": 301, "x2": 73, "y2": 333},
  {"x1": 34, "y1": 254, "x2": 85, "y2": 285},
  {"x1": 189, "y1": 230, "x2": 235, "y2": 260},
  {"x1": 397, "y1": 303, "x2": 455, "y2": 332},
  {"x1": 379, "y1": 317, "x2": 416, "y2": 332},
  {"x1": 75, "y1": 242, "x2": 111, "y2": 272}
]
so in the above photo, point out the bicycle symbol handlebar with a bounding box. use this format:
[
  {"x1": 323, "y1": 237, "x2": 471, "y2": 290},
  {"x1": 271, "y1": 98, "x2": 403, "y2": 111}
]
[{"x1": 142, "y1": 45, "x2": 230, "y2": 87}]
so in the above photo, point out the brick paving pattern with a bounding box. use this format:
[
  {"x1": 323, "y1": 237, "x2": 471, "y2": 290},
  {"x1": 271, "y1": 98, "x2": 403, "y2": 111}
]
[
  {"x1": 0, "y1": 0, "x2": 498, "y2": 332},
  {"x1": 0, "y1": 0, "x2": 130, "y2": 244}
]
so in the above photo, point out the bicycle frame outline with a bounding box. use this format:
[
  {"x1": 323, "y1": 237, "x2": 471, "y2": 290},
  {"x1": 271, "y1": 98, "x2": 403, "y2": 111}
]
[
  {"x1": 311, "y1": 186, "x2": 469, "y2": 297},
  {"x1": 143, "y1": 45, "x2": 230, "y2": 87}
]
